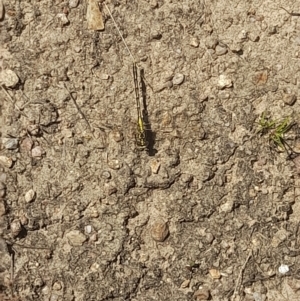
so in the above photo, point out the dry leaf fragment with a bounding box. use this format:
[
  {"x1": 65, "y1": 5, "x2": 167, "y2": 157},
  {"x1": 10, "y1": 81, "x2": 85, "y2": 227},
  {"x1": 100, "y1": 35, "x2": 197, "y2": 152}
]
[{"x1": 87, "y1": 0, "x2": 104, "y2": 30}]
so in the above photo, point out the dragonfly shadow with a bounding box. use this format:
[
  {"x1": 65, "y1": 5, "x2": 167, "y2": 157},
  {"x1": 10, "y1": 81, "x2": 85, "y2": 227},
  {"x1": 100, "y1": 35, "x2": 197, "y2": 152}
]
[{"x1": 140, "y1": 68, "x2": 157, "y2": 156}]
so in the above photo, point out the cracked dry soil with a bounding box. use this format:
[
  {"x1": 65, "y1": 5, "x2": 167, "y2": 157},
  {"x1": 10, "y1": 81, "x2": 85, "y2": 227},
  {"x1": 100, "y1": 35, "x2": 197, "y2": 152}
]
[{"x1": 1, "y1": 0, "x2": 300, "y2": 300}]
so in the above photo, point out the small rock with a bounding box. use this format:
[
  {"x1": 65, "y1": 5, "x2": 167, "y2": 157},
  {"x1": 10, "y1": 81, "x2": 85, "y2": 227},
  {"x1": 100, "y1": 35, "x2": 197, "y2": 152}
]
[
  {"x1": 31, "y1": 146, "x2": 45, "y2": 158},
  {"x1": 248, "y1": 32, "x2": 259, "y2": 42},
  {"x1": 150, "y1": 159, "x2": 160, "y2": 174},
  {"x1": 20, "y1": 138, "x2": 33, "y2": 152},
  {"x1": 209, "y1": 268, "x2": 221, "y2": 279},
  {"x1": 52, "y1": 281, "x2": 62, "y2": 291},
  {"x1": 151, "y1": 220, "x2": 169, "y2": 242},
  {"x1": 10, "y1": 219, "x2": 22, "y2": 237},
  {"x1": 87, "y1": 0, "x2": 104, "y2": 30},
  {"x1": 283, "y1": 93, "x2": 296, "y2": 106},
  {"x1": 193, "y1": 288, "x2": 210, "y2": 300},
  {"x1": 219, "y1": 199, "x2": 234, "y2": 213},
  {"x1": 215, "y1": 45, "x2": 227, "y2": 56},
  {"x1": 190, "y1": 37, "x2": 199, "y2": 47},
  {"x1": 205, "y1": 37, "x2": 218, "y2": 49},
  {"x1": 150, "y1": 29, "x2": 162, "y2": 39},
  {"x1": 0, "y1": 0, "x2": 4, "y2": 20},
  {"x1": 85, "y1": 225, "x2": 92, "y2": 234},
  {"x1": 100, "y1": 73, "x2": 109, "y2": 80},
  {"x1": 238, "y1": 30, "x2": 248, "y2": 41},
  {"x1": 25, "y1": 189, "x2": 36, "y2": 203},
  {"x1": 107, "y1": 159, "x2": 121, "y2": 170},
  {"x1": 2, "y1": 137, "x2": 19, "y2": 150},
  {"x1": 101, "y1": 170, "x2": 111, "y2": 179},
  {"x1": 218, "y1": 74, "x2": 232, "y2": 89},
  {"x1": 268, "y1": 26, "x2": 277, "y2": 35},
  {"x1": 172, "y1": 73, "x2": 185, "y2": 85},
  {"x1": 65, "y1": 230, "x2": 87, "y2": 246},
  {"x1": 69, "y1": 0, "x2": 79, "y2": 8},
  {"x1": 57, "y1": 13, "x2": 69, "y2": 25},
  {"x1": 180, "y1": 279, "x2": 190, "y2": 288},
  {"x1": 205, "y1": 232, "x2": 214, "y2": 244},
  {"x1": 0, "y1": 155, "x2": 13, "y2": 168},
  {"x1": 0, "y1": 69, "x2": 19, "y2": 88},
  {"x1": 278, "y1": 264, "x2": 289, "y2": 275}
]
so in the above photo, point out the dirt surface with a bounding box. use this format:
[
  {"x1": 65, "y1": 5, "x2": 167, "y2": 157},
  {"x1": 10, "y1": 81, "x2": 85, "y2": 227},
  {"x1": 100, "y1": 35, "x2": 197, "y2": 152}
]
[{"x1": 1, "y1": 0, "x2": 300, "y2": 300}]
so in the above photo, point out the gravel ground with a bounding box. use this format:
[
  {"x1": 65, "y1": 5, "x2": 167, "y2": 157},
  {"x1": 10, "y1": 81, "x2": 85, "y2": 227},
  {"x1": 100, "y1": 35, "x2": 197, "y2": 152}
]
[{"x1": 1, "y1": 0, "x2": 300, "y2": 300}]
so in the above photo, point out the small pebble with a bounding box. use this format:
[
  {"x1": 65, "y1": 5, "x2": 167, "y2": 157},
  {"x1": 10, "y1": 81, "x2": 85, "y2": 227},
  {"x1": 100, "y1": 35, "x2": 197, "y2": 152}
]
[
  {"x1": 151, "y1": 220, "x2": 169, "y2": 242},
  {"x1": 172, "y1": 73, "x2": 185, "y2": 85},
  {"x1": 150, "y1": 159, "x2": 160, "y2": 174},
  {"x1": 0, "y1": 69, "x2": 19, "y2": 88},
  {"x1": 2, "y1": 137, "x2": 19, "y2": 150},
  {"x1": 218, "y1": 74, "x2": 232, "y2": 89},
  {"x1": 268, "y1": 26, "x2": 277, "y2": 35},
  {"x1": 20, "y1": 138, "x2": 33, "y2": 152},
  {"x1": 205, "y1": 37, "x2": 218, "y2": 49},
  {"x1": 10, "y1": 219, "x2": 22, "y2": 237},
  {"x1": 193, "y1": 288, "x2": 210, "y2": 300},
  {"x1": 0, "y1": 155, "x2": 13, "y2": 168},
  {"x1": 190, "y1": 37, "x2": 199, "y2": 47},
  {"x1": 69, "y1": 0, "x2": 79, "y2": 8},
  {"x1": 31, "y1": 146, "x2": 45, "y2": 158},
  {"x1": 283, "y1": 93, "x2": 296, "y2": 106},
  {"x1": 150, "y1": 29, "x2": 162, "y2": 39},
  {"x1": 180, "y1": 279, "x2": 190, "y2": 288},
  {"x1": 209, "y1": 268, "x2": 221, "y2": 279},
  {"x1": 107, "y1": 159, "x2": 121, "y2": 170},
  {"x1": 100, "y1": 73, "x2": 109, "y2": 80},
  {"x1": 238, "y1": 30, "x2": 248, "y2": 41},
  {"x1": 65, "y1": 230, "x2": 87, "y2": 246},
  {"x1": 57, "y1": 13, "x2": 69, "y2": 25},
  {"x1": 205, "y1": 232, "x2": 214, "y2": 244},
  {"x1": 0, "y1": 0, "x2": 4, "y2": 20},
  {"x1": 219, "y1": 199, "x2": 234, "y2": 213},
  {"x1": 101, "y1": 170, "x2": 111, "y2": 179},
  {"x1": 278, "y1": 264, "x2": 289, "y2": 274},
  {"x1": 215, "y1": 45, "x2": 227, "y2": 56},
  {"x1": 52, "y1": 281, "x2": 62, "y2": 291},
  {"x1": 25, "y1": 189, "x2": 36, "y2": 203},
  {"x1": 85, "y1": 225, "x2": 92, "y2": 234},
  {"x1": 87, "y1": 0, "x2": 104, "y2": 30}
]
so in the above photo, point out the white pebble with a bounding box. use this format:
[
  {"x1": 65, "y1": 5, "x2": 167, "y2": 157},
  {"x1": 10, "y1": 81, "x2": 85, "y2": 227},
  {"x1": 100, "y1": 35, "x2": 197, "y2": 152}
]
[
  {"x1": 10, "y1": 219, "x2": 22, "y2": 237},
  {"x1": 25, "y1": 189, "x2": 36, "y2": 203},
  {"x1": 85, "y1": 225, "x2": 92, "y2": 234},
  {"x1": 31, "y1": 146, "x2": 45, "y2": 158},
  {"x1": 69, "y1": 0, "x2": 79, "y2": 8},
  {"x1": 172, "y1": 73, "x2": 185, "y2": 85},
  {"x1": 219, "y1": 199, "x2": 234, "y2": 213},
  {"x1": 0, "y1": 69, "x2": 19, "y2": 88},
  {"x1": 57, "y1": 13, "x2": 69, "y2": 25},
  {"x1": 278, "y1": 264, "x2": 289, "y2": 274},
  {"x1": 218, "y1": 74, "x2": 232, "y2": 89},
  {"x1": 0, "y1": 155, "x2": 13, "y2": 168}
]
